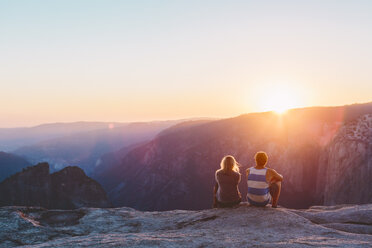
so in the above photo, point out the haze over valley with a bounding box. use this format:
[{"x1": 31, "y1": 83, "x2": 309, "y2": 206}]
[{"x1": 1, "y1": 102, "x2": 371, "y2": 211}]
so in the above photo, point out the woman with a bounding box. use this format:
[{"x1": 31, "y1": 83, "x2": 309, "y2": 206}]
[{"x1": 213, "y1": 155, "x2": 241, "y2": 208}]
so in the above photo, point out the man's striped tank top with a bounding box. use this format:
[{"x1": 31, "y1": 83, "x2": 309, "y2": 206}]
[{"x1": 247, "y1": 167, "x2": 271, "y2": 206}]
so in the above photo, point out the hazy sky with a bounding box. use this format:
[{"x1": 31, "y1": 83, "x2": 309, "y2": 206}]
[{"x1": 1, "y1": 0, "x2": 372, "y2": 127}]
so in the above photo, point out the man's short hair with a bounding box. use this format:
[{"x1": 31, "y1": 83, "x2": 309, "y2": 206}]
[{"x1": 255, "y1": 151, "x2": 268, "y2": 166}]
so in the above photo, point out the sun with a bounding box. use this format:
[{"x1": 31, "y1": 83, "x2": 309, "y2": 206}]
[
  {"x1": 259, "y1": 83, "x2": 300, "y2": 114},
  {"x1": 266, "y1": 92, "x2": 293, "y2": 114}
]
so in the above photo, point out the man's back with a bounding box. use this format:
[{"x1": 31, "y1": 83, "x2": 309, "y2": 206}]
[{"x1": 247, "y1": 167, "x2": 271, "y2": 206}]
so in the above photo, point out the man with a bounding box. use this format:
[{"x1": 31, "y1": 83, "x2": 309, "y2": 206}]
[{"x1": 246, "y1": 151, "x2": 283, "y2": 208}]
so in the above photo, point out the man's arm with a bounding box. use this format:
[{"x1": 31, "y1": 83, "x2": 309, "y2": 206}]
[
  {"x1": 246, "y1": 168, "x2": 250, "y2": 178},
  {"x1": 268, "y1": 168, "x2": 283, "y2": 183}
]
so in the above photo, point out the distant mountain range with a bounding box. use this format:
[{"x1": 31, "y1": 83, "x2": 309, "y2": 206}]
[
  {"x1": 11, "y1": 120, "x2": 184, "y2": 173},
  {"x1": 91, "y1": 120, "x2": 215, "y2": 190},
  {"x1": 94, "y1": 102, "x2": 372, "y2": 210},
  {"x1": 0, "y1": 122, "x2": 128, "y2": 152},
  {"x1": 1, "y1": 103, "x2": 371, "y2": 211},
  {"x1": 0, "y1": 152, "x2": 31, "y2": 182}
]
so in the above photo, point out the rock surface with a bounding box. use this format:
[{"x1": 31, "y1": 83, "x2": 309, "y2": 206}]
[
  {"x1": 319, "y1": 114, "x2": 372, "y2": 205},
  {"x1": 0, "y1": 163, "x2": 111, "y2": 209},
  {"x1": 0, "y1": 204, "x2": 371, "y2": 247}
]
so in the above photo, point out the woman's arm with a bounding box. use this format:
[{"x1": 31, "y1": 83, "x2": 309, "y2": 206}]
[{"x1": 213, "y1": 182, "x2": 218, "y2": 208}]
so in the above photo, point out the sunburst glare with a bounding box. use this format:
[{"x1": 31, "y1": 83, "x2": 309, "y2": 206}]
[{"x1": 257, "y1": 82, "x2": 302, "y2": 114}]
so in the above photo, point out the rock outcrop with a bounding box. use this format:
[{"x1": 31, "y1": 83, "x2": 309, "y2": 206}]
[
  {"x1": 0, "y1": 163, "x2": 51, "y2": 208},
  {"x1": 0, "y1": 204, "x2": 371, "y2": 247},
  {"x1": 318, "y1": 114, "x2": 372, "y2": 205},
  {"x1": 0, "y1": 163, "x2": 111, "y2": 209}
]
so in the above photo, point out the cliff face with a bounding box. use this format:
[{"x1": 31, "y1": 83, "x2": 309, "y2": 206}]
[
  {"x1": 0, "y1": 163, "x2": 111, "y2": 209},
  {"x1": 99, "y1": 104, "x2": 372, "y2": 210},
  {"x1": 318, "y1": 114, "x2": 372, "y2": 205}
]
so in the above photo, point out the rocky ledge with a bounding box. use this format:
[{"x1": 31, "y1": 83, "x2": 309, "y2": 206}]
[{"x1": 0, "y1": 203, "x2": 371, "y2": 247}]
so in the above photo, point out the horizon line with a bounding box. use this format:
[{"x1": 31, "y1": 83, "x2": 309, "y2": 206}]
[{"x1": 2, "y1": 100, "x2": 371, "y2": 129}]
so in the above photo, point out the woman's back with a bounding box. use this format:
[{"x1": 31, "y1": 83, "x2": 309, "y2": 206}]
[{"x1": 215, "y1": 169, "x2": 241, "y2": 203}]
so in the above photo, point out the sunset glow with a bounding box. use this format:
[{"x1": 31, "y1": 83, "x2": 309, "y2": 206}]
[
  {"x1": 251, "y1": 81, "x2": 303, "y2": 114},
  {"x1": 0, "y1": 1, "x2": 372, "y2": 127},
  {"x1": 264, "y1": 87, "x2": 300, "y2": 114}
]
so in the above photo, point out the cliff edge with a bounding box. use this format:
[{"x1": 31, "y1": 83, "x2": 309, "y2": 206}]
[{"x1": 0, "y1": 203, "x2": 371, "y2": 247}]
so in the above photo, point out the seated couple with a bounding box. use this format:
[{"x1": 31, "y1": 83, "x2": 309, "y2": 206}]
[{"x1": 213, "y1": 151, "x2": 283, "y2": 208}]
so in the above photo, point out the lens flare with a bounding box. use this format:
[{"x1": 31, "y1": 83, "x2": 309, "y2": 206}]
[{"x1": 258, "y1": 82, "x2": 302, "y2": 114}]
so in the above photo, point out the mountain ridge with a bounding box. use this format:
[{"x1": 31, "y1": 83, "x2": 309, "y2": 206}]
[
  {"x1": 13, "y1": 120, "x2": 183, "y2": 173},
  {"x1": 98, "y1": 102, "x2": 372, "y2": 210}
]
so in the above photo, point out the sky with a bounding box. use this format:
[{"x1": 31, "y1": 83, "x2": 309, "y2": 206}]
[{"x1": 1, "y1": 0, "x2": 372, "y2": 127}]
